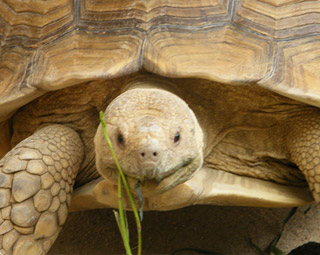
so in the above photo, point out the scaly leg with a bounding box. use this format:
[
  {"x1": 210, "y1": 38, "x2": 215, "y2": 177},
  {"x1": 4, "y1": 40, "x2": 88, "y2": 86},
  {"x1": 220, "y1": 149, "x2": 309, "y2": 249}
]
[
  {"x1": 0, "y1": 125, "x2": 84, "y2": 254},
  {"x1": 287, "y1": 112, "x2": 320, "y2": 202}
]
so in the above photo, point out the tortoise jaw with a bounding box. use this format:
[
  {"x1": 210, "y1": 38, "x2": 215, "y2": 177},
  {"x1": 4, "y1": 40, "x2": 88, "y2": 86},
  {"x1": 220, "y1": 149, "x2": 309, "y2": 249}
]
[
  {"x1": 136, "y1": 158, "x2": 194, "y2": 184},
  {"x1": 128, "y1": 155, "x2": 203, "y2": 196},
  {"x1": 103, "y1": 155, "x2": 203, "y2": 197}
]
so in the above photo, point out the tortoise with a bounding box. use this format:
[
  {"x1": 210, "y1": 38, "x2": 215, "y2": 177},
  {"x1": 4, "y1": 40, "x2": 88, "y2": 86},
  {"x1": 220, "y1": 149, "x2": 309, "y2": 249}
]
[{"x1": 1, "y1": 0, "x2": 320, "y2": 254}]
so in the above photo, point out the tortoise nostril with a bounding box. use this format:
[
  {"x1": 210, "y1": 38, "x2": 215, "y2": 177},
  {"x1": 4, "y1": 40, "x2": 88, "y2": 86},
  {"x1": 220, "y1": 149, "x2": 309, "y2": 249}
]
[
  {"x1": 140, "y1": 152, "x2": 158, "y2": 158},
  {"x1": 138, "y1": 149, "x2": 160, "y2": 162}
]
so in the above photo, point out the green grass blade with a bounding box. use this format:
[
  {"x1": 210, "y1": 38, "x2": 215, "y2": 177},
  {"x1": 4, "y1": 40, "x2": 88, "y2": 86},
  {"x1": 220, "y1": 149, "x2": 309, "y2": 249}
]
[
  {"x1": 100, "y1": 111, "x2": 142, "y2": 255},
  {"x1": 270, "y1": 246, "x2": 286, "y2": 255},
  {"x1": 269, "y1": 207, "x2": 297, "y2": 250},
  {"x1": 117, "y1": 171, "x2": 131, "y2": 251},
  {"x1": 304, "y1": 204, "x2": 312, "y2": 215},
  {"x1": 113, "y1": 210, "x2": 132, "y2": 255}
]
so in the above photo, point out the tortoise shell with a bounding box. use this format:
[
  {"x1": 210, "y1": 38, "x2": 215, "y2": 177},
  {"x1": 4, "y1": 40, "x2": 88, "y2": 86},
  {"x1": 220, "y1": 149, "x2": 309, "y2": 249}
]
[{"x1": 1, "y1": 0, "x2": 320, "y2": 121}]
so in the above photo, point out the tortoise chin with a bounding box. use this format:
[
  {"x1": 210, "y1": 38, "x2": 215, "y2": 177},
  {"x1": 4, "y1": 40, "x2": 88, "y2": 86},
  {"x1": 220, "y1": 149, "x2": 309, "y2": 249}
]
[
  {"x1": 102, "y1": 154, "x2": 203, "y2": 197},
  {"x1": 137, "y1": 154, "x2": 203, "y2": 196}
]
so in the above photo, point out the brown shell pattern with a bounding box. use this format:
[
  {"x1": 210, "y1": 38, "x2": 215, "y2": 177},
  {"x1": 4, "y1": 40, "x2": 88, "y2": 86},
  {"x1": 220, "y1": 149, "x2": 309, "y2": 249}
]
[{"x1": 1, "y1": 0, "x2": 320, "y2": 120}]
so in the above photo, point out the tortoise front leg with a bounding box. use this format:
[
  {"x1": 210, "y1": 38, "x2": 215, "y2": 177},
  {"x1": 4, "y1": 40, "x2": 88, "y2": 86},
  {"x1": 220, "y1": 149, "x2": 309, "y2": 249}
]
[
  {"x1": 0, "y1": 125, "x2": 84, "y2": 255},
  {"x1": 287, "y1": 112, "x2": 320, "y2": 202}
]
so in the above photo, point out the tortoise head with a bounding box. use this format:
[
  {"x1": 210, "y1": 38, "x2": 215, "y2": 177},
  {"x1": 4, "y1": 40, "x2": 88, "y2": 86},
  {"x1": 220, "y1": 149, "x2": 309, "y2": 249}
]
[{"x1": 94, "y1": 86, "x2": 203, "y2": 195}]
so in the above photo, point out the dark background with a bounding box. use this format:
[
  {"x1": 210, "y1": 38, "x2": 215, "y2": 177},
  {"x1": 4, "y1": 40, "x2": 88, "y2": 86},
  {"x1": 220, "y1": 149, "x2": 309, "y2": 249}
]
[{"x1": 49, "y1": 205, "x2": 320, "y2": 255}]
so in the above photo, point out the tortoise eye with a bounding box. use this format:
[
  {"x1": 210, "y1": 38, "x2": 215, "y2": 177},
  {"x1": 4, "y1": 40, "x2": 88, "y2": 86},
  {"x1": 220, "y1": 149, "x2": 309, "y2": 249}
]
[
  {"x1": 174, "y1": 132, "x2": 180, "y2": 143},
  {"x1": 117, "y1": 133, "x2": 124, "y2": 145}
]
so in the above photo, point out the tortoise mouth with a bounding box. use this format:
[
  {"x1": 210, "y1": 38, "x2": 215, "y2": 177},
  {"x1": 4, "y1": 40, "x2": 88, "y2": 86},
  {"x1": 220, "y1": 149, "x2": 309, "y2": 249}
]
[
  {"x1": 127, "y1": 155, "x2": 203, "y2": 196},
  {"x1": 138, "y1": 157, "x2": 194, "y2": 184},
  {"x1": 105, "y1": 155, "x2": 203, "y2": 196}
]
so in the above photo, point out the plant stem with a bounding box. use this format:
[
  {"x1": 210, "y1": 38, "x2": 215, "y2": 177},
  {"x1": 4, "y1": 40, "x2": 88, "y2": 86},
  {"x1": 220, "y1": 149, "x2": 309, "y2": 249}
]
[
  {"x1": 99, "y1": 111, "x2": 142, "y2": 255},
  {"x1": 118, "y1": 171, "x2": 132, "y2": 255}
]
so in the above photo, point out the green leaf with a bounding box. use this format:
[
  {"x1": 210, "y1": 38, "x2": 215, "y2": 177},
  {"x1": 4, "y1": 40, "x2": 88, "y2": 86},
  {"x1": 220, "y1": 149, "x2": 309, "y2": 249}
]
[
  {"x1": 304, "y1": 205, "x2": 312, "y2": 215},
  {"x1": 269, "y1": 207, "x2": 297, "y2": 250},
  {"x1": 270, "y1": 246, "x2": 286, "y2": 255}
]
